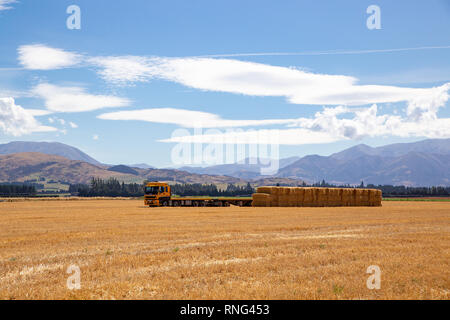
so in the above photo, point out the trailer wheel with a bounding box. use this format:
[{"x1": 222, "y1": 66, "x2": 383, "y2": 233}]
[
  {"x1": 172, "y1": 201, "x2": 179, "y2": 207},
  {"x1": 193, "y1": 201, "x2": 199, "y2": 207},
  {"x1": 162, "y1": 201, "x2": 168, "y2": 207}
]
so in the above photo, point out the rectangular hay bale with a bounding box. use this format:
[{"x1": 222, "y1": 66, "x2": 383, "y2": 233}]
[{"x1": 252, "y1": 193, "x2": 272, "y2": 207}]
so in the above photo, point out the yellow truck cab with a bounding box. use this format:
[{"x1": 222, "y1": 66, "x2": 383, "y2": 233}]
[{"x1": 144, "y1": 182, "x2": 171, "y2": 207}]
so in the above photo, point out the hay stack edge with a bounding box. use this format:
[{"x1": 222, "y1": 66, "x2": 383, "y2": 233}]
[{"x1": 252, "y1": 187, "x2": 382, "y2": 207}]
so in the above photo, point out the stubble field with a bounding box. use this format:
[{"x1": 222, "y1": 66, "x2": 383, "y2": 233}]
[{"x1": 0, "y1": 200, "x2": 448, "y2": 300}]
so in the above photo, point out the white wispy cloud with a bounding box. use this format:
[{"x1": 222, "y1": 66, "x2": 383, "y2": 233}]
[
  {"x1": 15, "y1": 44, "x2": 450, "y2": 145},
  {"x1": 18, "y1": 44, "x2": 82, "y2": 70},
  {"x1": 26, "y1": 109, "x2": 53, "y2": 116},
  {"x1": 69, "y1": 121, "x2": 78, "y2": 128},
  {"x1": 0, "y1": 97, "x2": 57, "y2": 136},
  {"x1": 90, "y1": 55, "x2": 450, "y2": 116},
  {"x1": 0, "y1": 0, "x2": 17, "y2": 11},
  {"x1": 197, "y1": 45, "x2": 450, "y2": 58},
  {"x1": 20, "y1": 45, "x2": 450, "y2": 110},
  {"x1": 98, "y1": 108, "x2": 298, "y2": 128},
  {"x1": 32, "y1": 83, "x2": 130, "y2": 113}
]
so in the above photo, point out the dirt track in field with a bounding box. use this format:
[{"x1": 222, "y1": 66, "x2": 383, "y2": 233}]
[{"x1": 0, "y1": 200, "x2": 449, "y2": 299}]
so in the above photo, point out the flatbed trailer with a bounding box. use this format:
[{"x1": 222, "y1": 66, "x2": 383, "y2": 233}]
[
  {"x1": 149, "y1": 197, "x2": 253, "y2": 207},
  {"x1": 144, "y1": 182, "x2": 253, "y2": 207}
]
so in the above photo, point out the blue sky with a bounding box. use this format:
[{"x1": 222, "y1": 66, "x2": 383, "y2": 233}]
[{"x1": 0, "y1": 0, "x2": 449, "y2": 167}]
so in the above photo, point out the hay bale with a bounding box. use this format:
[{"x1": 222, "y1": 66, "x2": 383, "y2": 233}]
[
  {"x1": 303, "y1": 188, "x2": 314, "y2": 207},
  {"x1": 288, "y1": 187, "x2": 297, "y2": 207},
  {"x1": 354, "y1": 189, "x2": 369, "y2": 206},
  {"x1": 344, "y1": 188, "x2": 357, "y2": 206},
  {"x1": 268, "y1": 187, "x2": 280, "y2": 206},
  {"x1": 252, "y1": 193, "x2": 271, "y2": 207},
  {"x1": 368, "y1": 189, "x2": 382, "y2": 207},
  {"x1": 327, "y1": 188, "x2": 342, "y2": 206},
  {"x1": 354, "y1": 189, "x2": 362, "y2": 206},
  {"x1": 295, "y1": 188, "x2": 305, "y2": 207},
  {"x1": 361, "y1": 189, "x2": 370, "y2": 206},
  {"x1": 341, "y1": 188, "x2": 354, "y2": 206},
  {"x1": 278, "y1": 187, "x2": 290, "y2": 207},
  {"x1": 256, "y1": 186, "x2": 273, "y2": 195},
  {"x1": 376, "y1": 190, "x2": 382, "y2": 206},
  {"x1": 315, "y1": 188, "x2": 328, "y2": 207}
]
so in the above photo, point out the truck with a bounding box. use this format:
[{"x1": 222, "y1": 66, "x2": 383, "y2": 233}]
[{"x1": 144, "y1": 182, "x2": 253, "y2": 207}]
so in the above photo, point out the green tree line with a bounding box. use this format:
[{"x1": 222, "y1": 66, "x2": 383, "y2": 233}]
[{"x1": 0, "y1": 184, "x2": 36, "y2": 196}]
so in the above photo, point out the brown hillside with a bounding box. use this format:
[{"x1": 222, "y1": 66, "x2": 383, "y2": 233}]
[
  {"x1": 0, "y1": 153, "x2": 245, "y2": 185},
  {"x1": 0, "y1": 153, "x2": 135, "y2": 184}
]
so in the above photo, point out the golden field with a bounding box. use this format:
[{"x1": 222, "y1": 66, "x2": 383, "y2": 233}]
[{"x1": 0, "y1": 200, "x2": 448, "y2": 300}]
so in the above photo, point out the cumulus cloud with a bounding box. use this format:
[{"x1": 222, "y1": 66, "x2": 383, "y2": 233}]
[
  {"x1": 0, "y1": 0, "x2": 16, "y2": 11},
  {"x1": 160, "y1": 104, "x2": 450, "y2": 145},
  {"x1": 0, "y1": 97, "x2": 57, "y2": 136},
  {"x1": 18, "y1": 44, "x2": 82, "y2": 70},
  {"x1": 98, "y1": 108, "x2": 298, "y2": 128},
  {"x1": 32, "y1": 83, "x2": 130, "y2": 113}
]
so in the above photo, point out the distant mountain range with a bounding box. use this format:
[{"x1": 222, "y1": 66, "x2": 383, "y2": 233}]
[
  {"x1": 0, "y1": 141, "x2": 102, "y2": 166},
  {"x1": 180, "y1": 139, "x2": 450, "y2": 186},
  {"x1": 277, "y1": 139, "x2": 450, "y2": 186},
  {"x1": 0, "y1": 139, "x2": 449, "y2": 186},
  {"x1": 178, "y1": 156, "x2": 300, "y2": 180}
]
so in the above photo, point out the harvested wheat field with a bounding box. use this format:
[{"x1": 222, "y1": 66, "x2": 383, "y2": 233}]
[{"x1": 0, "y1": 200, "x2": 449, "y2": 300}]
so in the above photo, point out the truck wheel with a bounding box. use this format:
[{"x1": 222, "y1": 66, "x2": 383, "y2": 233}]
[
  {"x1": 162, "y1": 201, "x2": 168, "y2": 207},
  {"x1": 172, "y1": 201, "x2": 179, "y2": 207}
]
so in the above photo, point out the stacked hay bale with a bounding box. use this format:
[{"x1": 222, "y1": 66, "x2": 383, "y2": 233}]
[
  {"x1": 288, "y1": 188, "x2": 298, "y2": 207},
  {"x1": 252, "y1": 193, "x2": 271, "y2": 207},
  {"x1": 277, "y1": 188, "x2": 287, "y2": 207},
  {"x1": 329, "y1": 188, "x2": 343, "y2": 207},
  {"x1": 369, "y1": 189, "x2": 382, "y2": 206},
  {"x1": 341, "y1": 188, "x2": 354, "y2": 206},
  {"x1": 316, "y1": 188, "x2": 328, "y2": 207},
  {"x1": 295, "y1": 188, "x2": 305, "y2": 207},
  {"x1": 361, "y1": 189, "x2": 370, "y2": 206},
  {"x1": 303, "y1": 188, "x2": 314, "y2": 207},
  {"x1": 253, "y1": 186, "x2": 381, "y2": 207}
]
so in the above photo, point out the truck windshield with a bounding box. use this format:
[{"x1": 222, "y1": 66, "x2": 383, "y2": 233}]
[{"x1": 145, "y1": 186, "x2": 160, "y2": 195}]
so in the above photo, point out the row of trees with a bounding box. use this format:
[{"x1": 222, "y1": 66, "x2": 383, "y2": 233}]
[
  {"x1": 69, "y1": 178, "x2": 143, "y2": 197},
  {"x1": 171, "y1": 183, "x2": 254, "y2": 197},
  {"x1": 301, "y1": 180, "x2": 450, "y2": 196},
  {"x1": 0, "y1": 184, "x2": 36, "y2": 196},
  {"x1": 68, "y1": 179, "x2": 255, "y2": 197},
  {"x1": 366, "y1": 184, "x2": 450, "y2": 197}
]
